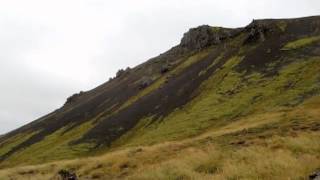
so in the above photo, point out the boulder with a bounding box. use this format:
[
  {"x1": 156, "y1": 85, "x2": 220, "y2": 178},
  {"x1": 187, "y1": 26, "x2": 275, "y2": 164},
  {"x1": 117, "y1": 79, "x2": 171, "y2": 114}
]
[
  {"x1": 160, "y1": 63, "x2": 172, "y2": 74},
  {"x1": 138, "y1": 77, "x2": 153, "y2": 90},
  {"x1": 58, "y1": 169, "x2": 78, "y2": 180},
  {"x1": 310, "y1": 170, "x2": 320, "y2": 180}
]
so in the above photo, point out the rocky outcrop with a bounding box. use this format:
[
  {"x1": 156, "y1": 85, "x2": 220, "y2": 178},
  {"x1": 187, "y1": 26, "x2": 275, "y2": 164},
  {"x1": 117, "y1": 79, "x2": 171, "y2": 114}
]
[
  {"x1": 138, "y1": 76, "x2": 153, "y2": 90},
  {"x1": 180, "y1": 25, "x2": 219, "y2": 50},
  {"x1": 180, "y1": 25, "x2": 241, "y2": 50},
  {"x1": 243, "y1": 20, "x2": 273, "y2": 44},
  {"x1": 65, "y1": 91, "x2": 84, "y2": 105},
  {"x1": 116, "y1": 67, "x2": 131, "y2": 78}
]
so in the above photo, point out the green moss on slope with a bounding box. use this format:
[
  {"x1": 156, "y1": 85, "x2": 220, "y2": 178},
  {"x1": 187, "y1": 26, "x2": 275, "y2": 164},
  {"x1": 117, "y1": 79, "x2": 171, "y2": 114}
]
[
  {"x1": 113, "y1": 55, "x2": 320, "y2": 147},
  {"x1": 277, "y1": 21, "x2": 287, "y2": 32},
  {"x1": 0, "y1": 132, "x2": 38, "y2": 157},
  {"x1": 1, "y1": 121, "x2": 95, "y2": 167},
  {"x1": 281, "y1": 36, "x2": 320, "y2": 50}
]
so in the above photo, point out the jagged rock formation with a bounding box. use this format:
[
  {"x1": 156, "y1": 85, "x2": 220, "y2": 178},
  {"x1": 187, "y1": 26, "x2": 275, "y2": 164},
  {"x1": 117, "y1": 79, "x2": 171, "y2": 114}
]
[
  {"x1": 65, "y1": 91, "x2": 85, "y2": 105},
  {"x1": 180, "y1": 25, "x2": 241, "y2": 50}
]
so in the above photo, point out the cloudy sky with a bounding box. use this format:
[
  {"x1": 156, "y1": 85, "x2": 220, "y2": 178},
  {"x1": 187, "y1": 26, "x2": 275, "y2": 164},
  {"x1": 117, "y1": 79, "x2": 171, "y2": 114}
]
[{"x1": 0, "y1": 0, "x2": 319, "y2": 134}]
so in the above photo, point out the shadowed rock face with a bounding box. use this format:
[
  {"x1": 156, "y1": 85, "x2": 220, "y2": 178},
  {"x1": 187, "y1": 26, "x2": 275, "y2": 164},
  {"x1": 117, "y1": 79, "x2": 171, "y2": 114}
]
[
  {"x1": 181, "y1": 25, "x2": 219, "y2": 50},
  {"x1": 180, "y1": 25, "x2": 241, "y2": 50},
  {"x1": 64, "y1": 91, "x2": 85, "y2": 106},
  {"x1": 244, "y1": 21, "x2": 270, "y2": 44},
  {"x1": 0, "y1": 15, "x2": 320, "y2": 166}
]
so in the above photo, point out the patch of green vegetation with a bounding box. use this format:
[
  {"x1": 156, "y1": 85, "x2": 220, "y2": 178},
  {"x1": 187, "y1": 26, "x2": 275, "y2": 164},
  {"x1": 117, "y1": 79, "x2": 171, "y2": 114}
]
[
  {"x1": 111, "y1": 116, "x2": 154, "y2": 147},
  {"x1": 114, "y1": 55, "x2": 320, "y2": 147},
  {"x1": 211, "y1": 27, "x2": 221, "y2": 32},
  {"x1": 277, "y1": 21, "x2": 287, "y2": 32},
  {"x1": 261, "y1": 57, "x2": 320, "y2": 107},
  {"x1": 172, "y1": 49, "x2": 212, "y2": 75},
  {"x1": 113, "y1": 56, "x2": 245, "y2": 146},
  {"x1": 198, "y1": 53, "x2": 225, "y2": 77},
  {"x1": 1, "y1": 121, "x2": 95, "y2": 167},
  {"x1": 0, "y1": 131, "x2": 38, "y2": 157},
  {"x1": 281, "y1": 35, "x2": 320, "y2": 50},
  {"x1": 228, "y1": 32, "x2": 247, "y2": 48}
]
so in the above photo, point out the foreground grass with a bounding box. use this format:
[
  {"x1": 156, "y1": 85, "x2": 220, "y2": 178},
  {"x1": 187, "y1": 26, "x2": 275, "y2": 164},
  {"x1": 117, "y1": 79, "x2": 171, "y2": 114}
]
[
  {"x1": 0, "y1": 97, "x2": 319, "y2": 180},
  {"x1": 130, "y1": 133, "x2": 320, "y2": 180},
  {"x1": 1, "y1": 132, "x2": 319, "y2": 180}
]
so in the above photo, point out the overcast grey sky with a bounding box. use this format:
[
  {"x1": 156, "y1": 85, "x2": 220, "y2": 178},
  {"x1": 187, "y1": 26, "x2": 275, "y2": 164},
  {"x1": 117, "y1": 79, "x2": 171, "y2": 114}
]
[{"x1": 0, "y1": 0, "x2": 319, "y2": 134}]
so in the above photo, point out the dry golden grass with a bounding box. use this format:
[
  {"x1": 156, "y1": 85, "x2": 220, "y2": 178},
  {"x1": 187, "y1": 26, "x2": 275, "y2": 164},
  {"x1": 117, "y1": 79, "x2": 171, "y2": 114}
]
[
  {"x1": 126, "y1": 131, "x2": 320, "y2": 180},
  {"x1": 0, "y1": 98, "x2": 319, "y2": 180},
  {"x1": 0, "y1": 133, "x2": 319, "y2": 180}
]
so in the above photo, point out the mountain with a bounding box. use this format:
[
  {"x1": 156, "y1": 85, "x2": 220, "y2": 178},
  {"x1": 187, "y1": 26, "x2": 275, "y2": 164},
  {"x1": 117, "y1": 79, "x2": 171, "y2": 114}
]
[{"x1": 0, "y1": 16, "x2": 320, "y2": 179}]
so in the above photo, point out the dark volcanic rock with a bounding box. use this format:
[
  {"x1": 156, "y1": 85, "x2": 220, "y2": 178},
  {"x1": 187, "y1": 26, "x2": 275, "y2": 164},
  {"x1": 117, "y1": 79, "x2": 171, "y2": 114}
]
[
  {"x1": 243, "y1": 20, "x2": 273, "y2": 44},
  {"x1": 180, "y1": 25, "x2": 242, "y2": 51},
  {"x1": 65, "y1": 91, "x2": 84, "y2": 105},
  {"x1": 180, "y1": 25, "x2": 220, "y2": 50},
  {"x1": 116, "y1": 67, "x2": 131, "y2": 78},
  {"x1": 116, "y1": 69, "x2": 125, "y2": 78},
  {"x1": 58, "y1": 169, "x2": 78, "y2": 180},
  {"x1": 181, "y1": 25, "x2": 221, "y2": 49},
  {"x1": 181, "y1": 25, "x2": 220, "y2": 50},
  {"x1": 160, "y1": 63, "x2": 172, "y2": 74},
  {"x1": 138, "y1": 76, "x2": 153, "y2": 90},
  {"x1": 310, "y1": 170, "x2": 320, "y2": 180}
]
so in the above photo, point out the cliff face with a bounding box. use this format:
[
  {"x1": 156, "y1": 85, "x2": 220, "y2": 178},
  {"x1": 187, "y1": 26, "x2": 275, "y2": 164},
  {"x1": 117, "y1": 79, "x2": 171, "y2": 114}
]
[{"x1": 0, "y1": 16, "x2": 320, "y2": 168}]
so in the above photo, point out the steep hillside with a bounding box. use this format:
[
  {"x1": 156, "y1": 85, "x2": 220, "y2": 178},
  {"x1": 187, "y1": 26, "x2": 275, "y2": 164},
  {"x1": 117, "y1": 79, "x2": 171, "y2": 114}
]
[
  {"x1": 0, "y1": 15, "x2": 320, "y2": 178},
  {"x1": 1, "y1": 98, "x2": 320, "y2": 179}
]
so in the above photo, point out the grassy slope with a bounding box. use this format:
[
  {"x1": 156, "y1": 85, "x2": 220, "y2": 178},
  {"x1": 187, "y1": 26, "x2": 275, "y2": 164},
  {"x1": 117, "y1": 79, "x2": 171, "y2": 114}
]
[
  {"x1": 0, "y1": 20, "x2": 320, "y2": 179},
  {"x1": 112, "y1": 52, "x2": 320, "y2": 148},
  {"x1": 0, "y1": 121, "x2": 95, "y2": 168},
  {"x1": 0, "y1": 96, "x2": 319, "y2": 179},
  {"x1": 0, "y1": 47, "x2": 214, "y2": 168}
]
